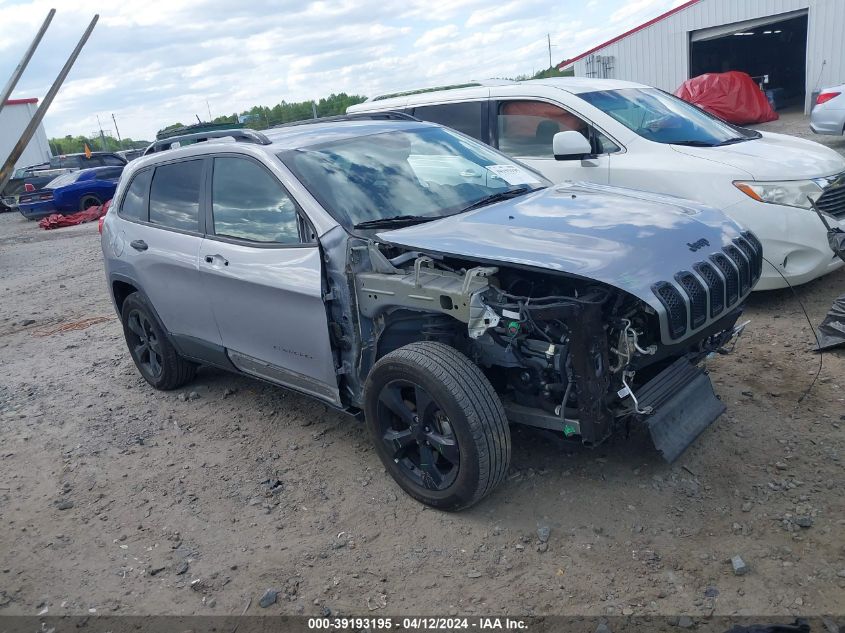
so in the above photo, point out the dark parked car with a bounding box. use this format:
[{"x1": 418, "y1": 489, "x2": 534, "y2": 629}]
[
  {"x1": 2, "y1": 152, "x2": 127, "y2": 212},
  {"x1": 48, "y1": 151, "x2": 126, "y2": 170},
  {"x1": 1, "y1": 163, "x2": 70, "y2": 211},
  {"x1": 117, "y1": 149, "x2": 146, "y2": 162},
  {"x1": 19, "y1": 166, "x2": 124, "y2": 220}
]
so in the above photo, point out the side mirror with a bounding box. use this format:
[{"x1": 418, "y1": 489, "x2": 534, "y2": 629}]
[{"x1": 552, "y1": 131, "x2": 592, "y2": 161}]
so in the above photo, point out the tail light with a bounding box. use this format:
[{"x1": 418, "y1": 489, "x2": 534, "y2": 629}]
[
  {"x1": 98, "y1": 216, "x2": 105, "y2": 234},
  {"x1": 817, "y1": 92, "x2": 841, "y2": 106},
  {"x1": 24, "y1": 183, "x2": 35, "y2": 192}
]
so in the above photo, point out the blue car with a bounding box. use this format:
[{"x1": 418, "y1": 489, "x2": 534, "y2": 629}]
[{"x1": 18, "y1": 166, "x2": 124, "y2": 220}]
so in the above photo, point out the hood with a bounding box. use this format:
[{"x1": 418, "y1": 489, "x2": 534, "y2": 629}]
[
  {"x1": 378, "y1": 182, "x2": 746, "y2": 310},
  {"x1": 671, "y1": 131, "x2": 845, "y2": 180}
]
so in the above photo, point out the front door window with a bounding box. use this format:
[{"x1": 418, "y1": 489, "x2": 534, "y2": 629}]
[{"x1": 497, "y1": 100, "x2": 618, "y2": 158}]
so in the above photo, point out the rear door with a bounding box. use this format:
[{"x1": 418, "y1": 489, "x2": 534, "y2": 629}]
[
  {"x1": 410, "y1": 101, "x2": 488, "y2": 143},
  {"x1": 199, "y1": 155, "x2": 339, "y2": 405},
  {"x1": 115, "y1": 159, "x2": 222, "y2": 346}
]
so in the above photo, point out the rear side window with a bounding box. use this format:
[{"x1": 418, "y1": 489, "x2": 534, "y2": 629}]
[
  {"x1": 211, "y1": 157, "x2": 301, "y2": 244},
  {"x1": 148, "y1": 160, "x2": 203, "y2": 232},
  {"x1": 412, "y1": 102, "x2": 483, "y2": 139},
  {"x1": 51, "y1": 156, "x2": 80, "y2": 169},
  {"x1": 120, "y1": 169, "x2": 152, "y2": 221},
  {"x1": 102, "y1": 155, "x2": 125, "y2": 166}
]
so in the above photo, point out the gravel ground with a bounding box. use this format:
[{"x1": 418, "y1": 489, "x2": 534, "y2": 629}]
[{"x1": 0, "y1": 118, "x2": 843, "y2": 619}]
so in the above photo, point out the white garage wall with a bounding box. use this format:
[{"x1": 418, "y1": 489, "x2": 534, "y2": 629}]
[{"x1": 572, "y1": 0, "x2": 844, "y2": 113}]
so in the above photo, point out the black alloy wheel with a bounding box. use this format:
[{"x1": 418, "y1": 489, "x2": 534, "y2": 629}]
[
  {"x1": 126, "y1": 309, "x2": 164, "y2": 381},
  {"x1": 375, "y1": 379, "x2": 460, "y2": 491},
  {"x1": 364, "y1": 341, "x2": 510, "y2": 510},
  {"x1": 119, "y1": 292, "x2": 196, "y2": 390}
]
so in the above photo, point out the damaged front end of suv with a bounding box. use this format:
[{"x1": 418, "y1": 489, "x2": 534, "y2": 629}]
[{"x1": 324, "y1": 182, "x2": 760, "y2": 466}]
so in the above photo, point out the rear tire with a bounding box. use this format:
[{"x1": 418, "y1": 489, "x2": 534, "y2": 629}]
[
  {"x1": 120, "y1": 293, "x2": 196, "y2": 390},
  {"x1": 364, "y1": 342, "x2": 511, "y2": 510},
  {"x1": 79, "y1": 194, "x2": 101, "y2": 211}
]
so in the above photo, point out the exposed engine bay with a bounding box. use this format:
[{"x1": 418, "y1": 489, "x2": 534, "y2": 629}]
[{"x1": 324, "y1": 234, "x2": 746, "y2": 461}]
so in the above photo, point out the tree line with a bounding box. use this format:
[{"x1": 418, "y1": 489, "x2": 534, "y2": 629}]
[
  {"x1": 159, "y1": 92, "x2": 368, "y2": 136},
  {"x1": 48, "y1": 134, "x2": 149, "y2": 155}
]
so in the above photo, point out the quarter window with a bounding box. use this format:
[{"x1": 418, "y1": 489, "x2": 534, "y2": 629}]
[
  {"x1": 119, "y1": 169, "x2": 152, "y2": 221},
  {"x1": 211, "y1": 157, "x2": 301, "y2": 244},
  {"x1": 149, "y1": 160, "x2": 203, "y2": 232},
  {"x1": 412, "y1": 102, "x2": 483, "y2": 140}
]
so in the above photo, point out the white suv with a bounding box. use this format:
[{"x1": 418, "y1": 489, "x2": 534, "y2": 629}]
[{"x1": 349, "y1": 78, "x2": 845, "y2": 290}]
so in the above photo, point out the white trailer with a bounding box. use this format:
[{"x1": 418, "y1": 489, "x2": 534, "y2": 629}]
[{"x1": 0, "y1": 98, "x2": 52, "y2": 171}]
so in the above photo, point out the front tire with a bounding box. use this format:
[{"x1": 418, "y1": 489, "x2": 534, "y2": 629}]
[
  {"x1": 120, "y1": 293, "x2": 196, "y2": 390},
  {"x1": 364, "y1": 342, "x2": 511, "y2": 510}
]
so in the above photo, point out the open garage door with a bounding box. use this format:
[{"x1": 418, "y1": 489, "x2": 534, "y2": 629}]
[{"x1": 690, "y1": 11, "x2": 808, "y2": 110}]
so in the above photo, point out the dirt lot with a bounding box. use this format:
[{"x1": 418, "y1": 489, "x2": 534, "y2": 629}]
[{"x1": 0, "y1": 118, "x2": 844, "y2": 621}]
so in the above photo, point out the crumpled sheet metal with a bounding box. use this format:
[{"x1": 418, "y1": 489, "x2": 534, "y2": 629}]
[{"x1": 817, "y1": 294, "x2": 845, "y2": 351}]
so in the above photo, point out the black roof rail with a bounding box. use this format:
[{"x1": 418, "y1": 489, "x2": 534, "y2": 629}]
[
  {"x1": 156, "y1": 121, "x2": 245, "y2": 140},
  {"x1": 271, "y1": 111, "x2": 420, "y2": 129},
  {"x1": 143, "y1": 129, "x2": 272, "y2": 156}
]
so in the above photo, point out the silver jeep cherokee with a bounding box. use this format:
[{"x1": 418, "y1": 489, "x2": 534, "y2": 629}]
[{"x1": 101, "y1": 114, "x2": 761, "y2": 510}]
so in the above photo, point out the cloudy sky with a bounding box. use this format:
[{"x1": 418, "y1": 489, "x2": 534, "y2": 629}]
[{"x1": 1, "y1": 0, "x2": 686, "y2": 141}]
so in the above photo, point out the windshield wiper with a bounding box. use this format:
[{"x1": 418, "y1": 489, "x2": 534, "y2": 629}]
[
  {"x1": 716, "y1": 136, "x2": 752, "y2": 146},
  {"x1": 457, "y1": 185, "x2": 536, "y2": 213},
  {"x1": 353, "y1": 215, "x2": 440, "y2": 230},
  {"x1": 670, "y1": 140, "x2": 717, "y2": 147}
]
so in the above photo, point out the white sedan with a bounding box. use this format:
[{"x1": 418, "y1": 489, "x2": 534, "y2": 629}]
[{"x1": 811, "y1": 84, "x2": 845, "y2": 136}]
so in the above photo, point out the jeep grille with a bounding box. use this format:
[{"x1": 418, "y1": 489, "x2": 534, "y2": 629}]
[{"x1": 652, "y1": 233, "x2": 763, "y2": 340}]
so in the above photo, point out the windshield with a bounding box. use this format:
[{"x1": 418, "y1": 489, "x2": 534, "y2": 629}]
[
  {"x1": 580, "y1": 88, "x2": 756, "y2": 146},
  {"x1": 280, "y1": 126, "x2": 549, "y2": 229},
  {"x1": 45, "y1": 172, "x2": 81, "y2": 189}
]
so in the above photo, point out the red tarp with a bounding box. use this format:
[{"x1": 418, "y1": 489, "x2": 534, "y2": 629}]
[
  {"x1": 674, "y1": 71, "x2": 778, "y2": 125},
  {"x1": 38, "y1": 199, "x2": 110, "y2": 230}
]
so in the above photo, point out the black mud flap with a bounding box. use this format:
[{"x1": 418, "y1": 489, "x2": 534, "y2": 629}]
[{"x1": 636, "y1": 358, "x2": 726, "y2": 463}]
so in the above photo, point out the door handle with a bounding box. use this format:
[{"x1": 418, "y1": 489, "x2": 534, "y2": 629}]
[
  {"x1": 130, "y1": 239, "x2": 148, "y2": 251},
  {"x1": 204, "y1": 254, "x2": 229, "y2": 266}
]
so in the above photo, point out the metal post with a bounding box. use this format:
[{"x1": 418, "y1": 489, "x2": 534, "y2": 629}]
[
  {"x1": 96, "y1": 114, "x2": 108, "y2": 150},
  {"x1": 111, "y1": 113, "x2": 122, "y2": 146},
  {"x1": 0, "y1": 14, "x2": 99, "y2": 191},
  {"x1": 0, "y1": 8, "x2": 56, "y2": 116}
]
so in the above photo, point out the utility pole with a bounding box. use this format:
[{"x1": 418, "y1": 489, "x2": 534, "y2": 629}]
[
  {"x1": 0, "y1": 9, "x2": 55, "y2": 116},
  {"x1": 0, "y1": 14, "x2": 99, "y2": 190},
  {"x1": 312, "y1": 101, "x2": 317, "y2": 119},
  {"x1": 206, "y1": 99, "x2": 212, "y2": 121},
  {"x1": 547, "y1": 33, "x2": 553, "y2": 70},
  {"x1": 111, "y1": 113, "x2": 122, "y2": 147},
  {"x1": 96, "y1": 114, "x2": 108, "y2": 150}
]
